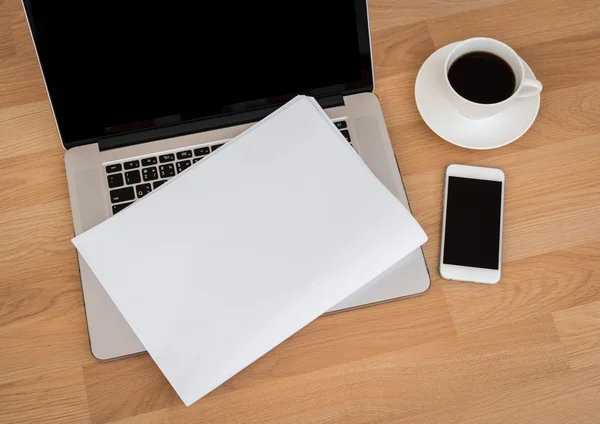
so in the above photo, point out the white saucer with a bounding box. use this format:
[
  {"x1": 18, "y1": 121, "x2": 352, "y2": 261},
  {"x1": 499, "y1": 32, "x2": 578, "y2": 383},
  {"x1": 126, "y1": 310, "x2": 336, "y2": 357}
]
[{"x1": 415, "y1": 42, "x2": 540, "y2": 149}]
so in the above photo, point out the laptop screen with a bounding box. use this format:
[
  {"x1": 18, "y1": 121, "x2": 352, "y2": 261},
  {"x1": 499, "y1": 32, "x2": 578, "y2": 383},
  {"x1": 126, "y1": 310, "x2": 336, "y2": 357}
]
[{"x1": 24, "y1": 1, "x2": 373, "y2": 147}]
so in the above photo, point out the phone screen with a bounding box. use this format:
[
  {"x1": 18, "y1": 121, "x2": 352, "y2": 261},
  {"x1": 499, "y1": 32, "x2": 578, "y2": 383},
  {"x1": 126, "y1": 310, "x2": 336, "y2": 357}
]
[{"x1": 443, "y1": 176, "x2": 503, "y2": 270}]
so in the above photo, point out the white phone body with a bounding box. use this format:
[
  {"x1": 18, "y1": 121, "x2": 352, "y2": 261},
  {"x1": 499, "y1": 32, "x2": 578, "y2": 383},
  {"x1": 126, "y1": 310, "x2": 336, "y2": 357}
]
[{"x1": 440, "y1": 164, "x2": 505, "y2": 284}]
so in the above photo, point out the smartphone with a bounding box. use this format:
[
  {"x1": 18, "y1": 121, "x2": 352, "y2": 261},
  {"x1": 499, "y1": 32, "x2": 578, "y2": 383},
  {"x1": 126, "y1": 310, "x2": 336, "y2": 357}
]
[{"x1": 440, "y1": 164, "x2": 505, "y2": 284}]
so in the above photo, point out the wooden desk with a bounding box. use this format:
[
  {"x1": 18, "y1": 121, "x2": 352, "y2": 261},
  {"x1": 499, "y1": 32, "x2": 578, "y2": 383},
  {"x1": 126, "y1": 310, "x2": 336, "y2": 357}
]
[{"x1": 1, "y1": 1, "x2": 599, "y2": 423}]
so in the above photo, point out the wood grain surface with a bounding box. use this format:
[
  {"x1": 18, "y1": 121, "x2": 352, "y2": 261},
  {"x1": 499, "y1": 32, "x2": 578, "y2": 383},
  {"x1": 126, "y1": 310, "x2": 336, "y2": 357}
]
[{"x1": 1, "y1": 0, "x2": 600, "y2": 423}]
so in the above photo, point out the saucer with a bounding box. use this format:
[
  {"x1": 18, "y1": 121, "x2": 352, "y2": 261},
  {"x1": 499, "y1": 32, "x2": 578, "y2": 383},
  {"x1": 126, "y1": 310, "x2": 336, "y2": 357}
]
[{"x1": 415, "y1": 42, "x2": 540, "y2": 149}]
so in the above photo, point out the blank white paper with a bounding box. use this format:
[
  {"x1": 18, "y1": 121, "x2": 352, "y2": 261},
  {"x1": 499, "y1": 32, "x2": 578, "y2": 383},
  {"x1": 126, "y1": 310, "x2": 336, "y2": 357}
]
[{"x1": 72, "y1": 96, "x2": 427, "y2": 406}]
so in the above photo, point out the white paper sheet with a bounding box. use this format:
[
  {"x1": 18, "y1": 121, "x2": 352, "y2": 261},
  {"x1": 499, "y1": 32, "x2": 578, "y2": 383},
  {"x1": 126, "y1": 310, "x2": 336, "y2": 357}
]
[{"x1": 73, "y1": 96, "x2": 427, "y2": 406}]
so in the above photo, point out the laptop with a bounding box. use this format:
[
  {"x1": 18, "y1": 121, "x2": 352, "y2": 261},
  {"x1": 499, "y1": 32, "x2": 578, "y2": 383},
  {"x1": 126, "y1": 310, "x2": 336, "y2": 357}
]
[{"x1": 23, "y1": 0, "x2": 430, "y2": 360}]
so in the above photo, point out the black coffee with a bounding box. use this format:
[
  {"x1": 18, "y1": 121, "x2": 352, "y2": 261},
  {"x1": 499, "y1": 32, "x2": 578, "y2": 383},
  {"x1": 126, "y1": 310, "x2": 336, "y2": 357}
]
[{"x1": 448, "y1": 52, "x2": 516, "y2": 104}]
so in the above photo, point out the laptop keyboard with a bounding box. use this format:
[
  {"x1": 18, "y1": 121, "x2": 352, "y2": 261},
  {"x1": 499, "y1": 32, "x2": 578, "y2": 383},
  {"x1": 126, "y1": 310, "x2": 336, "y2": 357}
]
[{"x1": 105, "y1": 120, "x2": 352, "y2": 215}]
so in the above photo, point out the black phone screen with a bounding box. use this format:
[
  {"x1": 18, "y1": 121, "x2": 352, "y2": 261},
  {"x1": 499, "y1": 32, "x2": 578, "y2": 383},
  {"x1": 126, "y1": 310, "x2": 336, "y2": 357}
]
[{"x1": 443, "y1": 176, "x2": 503, "y2": 270}]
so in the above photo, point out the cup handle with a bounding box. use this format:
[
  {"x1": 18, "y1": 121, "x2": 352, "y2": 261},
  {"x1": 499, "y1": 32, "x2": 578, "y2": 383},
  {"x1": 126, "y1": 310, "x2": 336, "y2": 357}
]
[{"x1": 516, "y1": 78, "x2": 543, "y2": 98}]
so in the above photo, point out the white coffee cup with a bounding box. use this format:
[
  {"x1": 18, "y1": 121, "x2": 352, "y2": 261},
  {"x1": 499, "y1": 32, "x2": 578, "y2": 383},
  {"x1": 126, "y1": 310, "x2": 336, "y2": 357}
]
[{"x1": 443, "y1": 37, "x2": 542, "y2": 119}]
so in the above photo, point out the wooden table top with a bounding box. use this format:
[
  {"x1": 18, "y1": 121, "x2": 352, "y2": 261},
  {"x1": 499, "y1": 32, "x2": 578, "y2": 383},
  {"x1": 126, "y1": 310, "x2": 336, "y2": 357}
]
[{"x1": 1, "y1": 0, "x2": 600, "y2": 423}]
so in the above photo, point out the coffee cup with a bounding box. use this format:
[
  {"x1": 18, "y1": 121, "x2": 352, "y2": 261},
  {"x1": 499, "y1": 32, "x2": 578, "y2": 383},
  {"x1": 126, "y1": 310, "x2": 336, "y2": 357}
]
[{"x1": 443, "y1": 37, "x2": 542, "y2": 119}]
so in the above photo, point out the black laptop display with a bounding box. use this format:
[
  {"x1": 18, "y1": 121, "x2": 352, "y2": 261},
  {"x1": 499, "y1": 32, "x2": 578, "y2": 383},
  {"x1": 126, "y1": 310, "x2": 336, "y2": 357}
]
[{"x1": 24, "y1": 1, "x2": 373, "y2": 148}]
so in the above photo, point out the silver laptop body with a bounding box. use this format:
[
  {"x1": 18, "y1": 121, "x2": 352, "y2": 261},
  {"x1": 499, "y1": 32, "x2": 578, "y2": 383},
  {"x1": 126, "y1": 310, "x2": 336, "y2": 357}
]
[{"x1": 23, "y1": 0, "x2": 430, "y2": 360}]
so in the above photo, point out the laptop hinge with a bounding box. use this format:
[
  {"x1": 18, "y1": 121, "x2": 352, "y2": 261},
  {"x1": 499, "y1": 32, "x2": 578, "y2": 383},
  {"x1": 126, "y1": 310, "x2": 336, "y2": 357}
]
[
  {"x1": 316, "y1": 94, "x2": 345, "y2": 109},
  {"x1": 98, "y1": 95, "x2": 345, "y2": 152}
]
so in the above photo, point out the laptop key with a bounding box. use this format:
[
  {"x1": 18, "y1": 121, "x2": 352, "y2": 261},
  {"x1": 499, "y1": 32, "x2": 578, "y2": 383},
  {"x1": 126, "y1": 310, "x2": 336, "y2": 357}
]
[
  {"x1": 176, "y1": 160, "x2": 191, "y2": 174},
  {"x1": 193, "y1": 157, "x2": 203, "y2": 164},
  {"x1": 112, "y1": 202, "x2": 133, "y2": 214},
  {"x1": 125, "y1": 170, "x2": 141, "y2": 185},
  {"x1": 159, "y1": 164, "x2": 175, "y2": 178},
  {"x1": 142, "y1": 166, "x2": 158, "y2": 181},
  {"x1": 124, "y1": 160, "x2": 140, "y2": 170},
  {"x1": 107, "y1": 173, "x2": 124, "y2": 188},
  {"x1": 135, "y1": 183, "x2": 152, "y2": 198},
  {"x1": 159, "y1": 153, "x2": 175, "y2": 163},
  {"x1": 334, "y1": 120, "x2": 347, "y2": 130},
  {"x1": 110, "y1": 187, "x2": 135, "y2": 203},
  {"x1": 153, "y1": 180, "x2": 167, "y2": 189},
  {"x1": 176, "y1": 150, "x2": 192, "y2": 159},
  {"x1": 194, "y1": 147, "x2": 210, "y2": 156},
  {"x1": 340, "y1": 129, "x2": 351, "y2": 142},
  {"x1": 141, "y1": 157, "x2": 158, "y2": 166},
  {"x1": 106, "y1": 164, "x2": 122, "y2": 173},
  {"x1": 211, "y1": 143, "x2": 224, "y2": 152}
]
